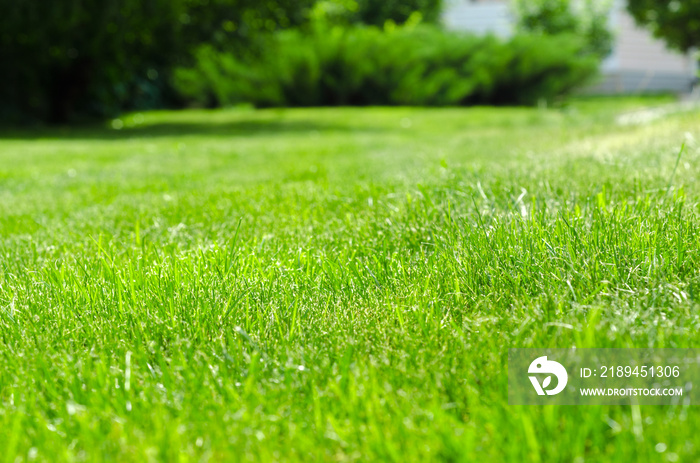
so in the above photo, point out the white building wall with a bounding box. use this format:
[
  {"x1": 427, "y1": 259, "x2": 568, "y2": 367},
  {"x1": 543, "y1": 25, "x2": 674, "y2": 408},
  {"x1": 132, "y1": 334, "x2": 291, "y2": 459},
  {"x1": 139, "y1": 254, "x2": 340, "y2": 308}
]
[
  {"x1": 615, "y1": 9, "x2": 691, "y2": 73},
  {"x1": 441, "y1": 0, "x2": 513, "y2": 37}
]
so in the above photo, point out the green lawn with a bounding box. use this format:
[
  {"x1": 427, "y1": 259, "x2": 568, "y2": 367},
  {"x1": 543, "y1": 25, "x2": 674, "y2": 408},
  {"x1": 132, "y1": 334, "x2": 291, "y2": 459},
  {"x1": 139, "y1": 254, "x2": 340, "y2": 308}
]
[{"x1": 2, "y1": 96, "x2": 700, "y2": 461}]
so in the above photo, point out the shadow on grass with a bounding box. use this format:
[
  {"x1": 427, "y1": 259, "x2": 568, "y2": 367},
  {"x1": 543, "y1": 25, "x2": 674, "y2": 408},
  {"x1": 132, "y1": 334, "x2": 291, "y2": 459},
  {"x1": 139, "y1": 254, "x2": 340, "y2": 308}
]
[{"x1": 0, "y1": 119, "x2": 380, "y2": 141}]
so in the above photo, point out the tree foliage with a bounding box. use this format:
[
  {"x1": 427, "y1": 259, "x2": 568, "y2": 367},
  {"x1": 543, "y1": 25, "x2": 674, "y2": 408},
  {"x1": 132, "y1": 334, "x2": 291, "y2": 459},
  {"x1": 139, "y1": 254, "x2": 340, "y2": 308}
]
[
  {"x1": 310, "y1": 0, "x2": 443, "y2": 27},
  {"x1": 626, "y1": 0, "x2": 700, "y2": 52},
  {"x1": 353, "y1": 0, "x2": 443, "y2": 25},
  {"x1": 513, "y1": 0, "x2": 614, "y2": 58},
  {"x1": 0, "y1": 0, "x2": 314, "y2": 123}
]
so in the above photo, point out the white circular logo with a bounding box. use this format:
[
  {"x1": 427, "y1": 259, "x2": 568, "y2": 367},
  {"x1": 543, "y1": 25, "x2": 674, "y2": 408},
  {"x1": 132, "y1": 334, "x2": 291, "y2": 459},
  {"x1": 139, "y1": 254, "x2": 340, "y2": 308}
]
[{"x1": 528, "y1": 356, "x2": 568, "y2": 396}]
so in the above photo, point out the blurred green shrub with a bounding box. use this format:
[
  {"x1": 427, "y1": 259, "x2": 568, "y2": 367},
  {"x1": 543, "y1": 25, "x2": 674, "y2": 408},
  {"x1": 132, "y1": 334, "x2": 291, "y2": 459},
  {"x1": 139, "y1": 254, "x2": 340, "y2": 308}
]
[
  {"x1": 174, "y1": 25, "x2": 600, "y2": 108},
  {"x1": 0, "y1": 0, "x2": 315, "y2": 123},
  {"x1": 513, "y1": 0, "x2": 614, "y2": 58}
]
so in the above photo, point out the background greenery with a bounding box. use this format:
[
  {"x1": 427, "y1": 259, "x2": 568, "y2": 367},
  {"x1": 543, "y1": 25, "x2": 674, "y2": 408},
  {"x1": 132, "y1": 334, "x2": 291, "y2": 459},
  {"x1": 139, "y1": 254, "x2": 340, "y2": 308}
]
[
  {"x1": 3, "y1": 0, "x2": 695, "y2": 124},
  {"x1": 2, "y1": 96, "x2": 700, "y2": 460},
  {"x1": 626, "y1": 0, "x2": 700, "y2": 52},
  {"x1": 173, "y1": 25, "x2": 599, "y2": 108},
  {"x1": 513, "y1": 0, "x2": 614, "y2": 58},
  {"x1": 1, "y1": 0, "x2": 625, "y2": 124},
  {"x1": 0, "y1": 0, "x2": 316, "y2": 123},
  {"x1": 311, "y1": 0, "x2": 443, "y2": 26}
]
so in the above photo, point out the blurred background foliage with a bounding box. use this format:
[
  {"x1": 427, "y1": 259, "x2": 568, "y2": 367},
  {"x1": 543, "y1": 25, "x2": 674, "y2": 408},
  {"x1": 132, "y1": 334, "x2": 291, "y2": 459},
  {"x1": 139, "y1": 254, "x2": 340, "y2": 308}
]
[
  {"x1": 310, "y1": 0, "x2": 443, "y2": 26},
  {"x1": 2, "y1": 0, "x2": 685, "y2": 124},
  {"x1": 0, "y1": 0, "x2": 315, "y2": 123},
  {"x1": 173, "y1": 26, "x2": 599, "y2": 108},
  {"x1": 626, "y1": 0, "x2": 700, "y2": 52},
  {"x1": 513, "y1": 0, "x2": 614, "y2": 58}
]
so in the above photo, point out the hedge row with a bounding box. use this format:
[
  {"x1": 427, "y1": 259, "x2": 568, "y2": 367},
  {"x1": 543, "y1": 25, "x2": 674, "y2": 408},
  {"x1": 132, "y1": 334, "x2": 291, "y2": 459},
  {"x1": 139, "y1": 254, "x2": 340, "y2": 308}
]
[{"x1": 174, "y1": 25, "x2": 600, "y2": 107}]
